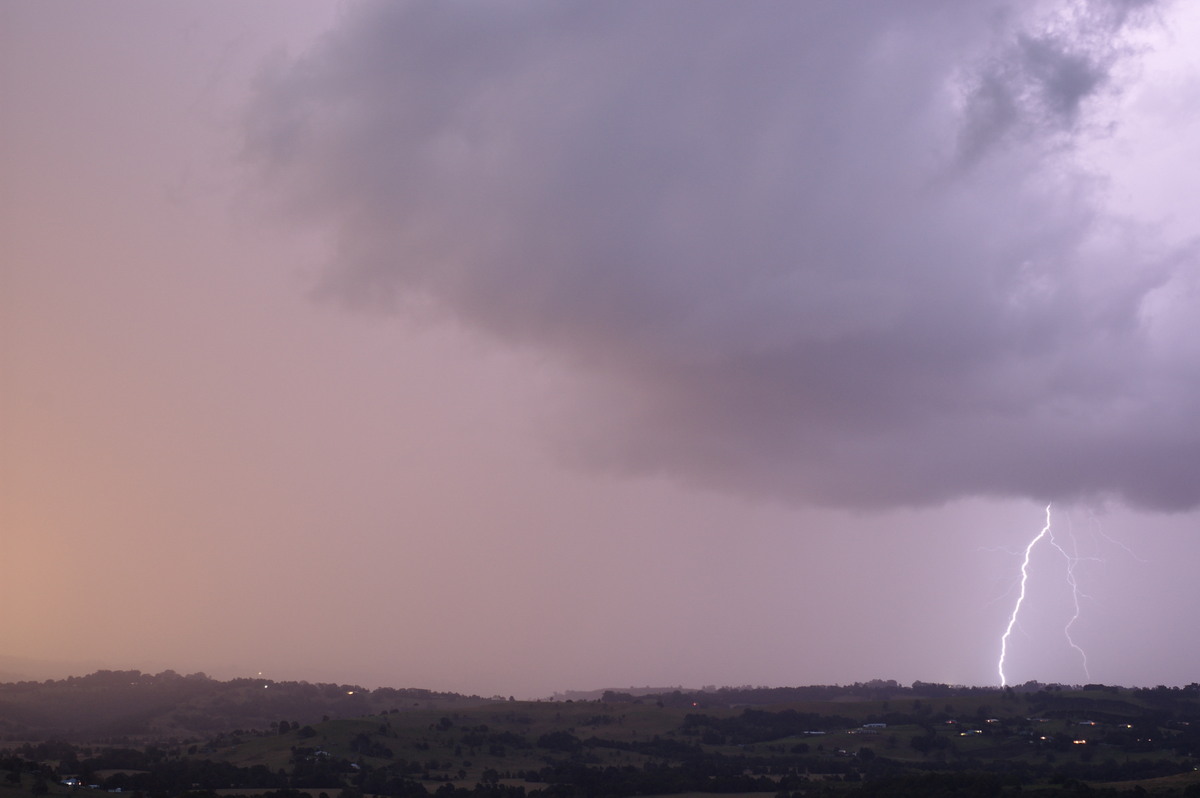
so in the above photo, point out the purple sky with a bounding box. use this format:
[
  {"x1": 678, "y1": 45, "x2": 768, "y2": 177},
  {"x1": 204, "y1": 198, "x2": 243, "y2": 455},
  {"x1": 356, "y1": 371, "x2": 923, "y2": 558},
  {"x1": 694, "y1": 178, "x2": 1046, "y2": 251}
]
[{"x1": 3, "y1": 1, "x2": 1199, "y2": 697}]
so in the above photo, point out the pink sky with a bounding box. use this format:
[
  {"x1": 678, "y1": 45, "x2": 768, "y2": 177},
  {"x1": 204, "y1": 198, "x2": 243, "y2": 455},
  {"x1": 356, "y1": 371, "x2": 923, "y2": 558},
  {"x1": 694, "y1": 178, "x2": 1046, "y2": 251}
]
[{"x1": 3, "y1": 1, "x2": 1199, "y2": 698}]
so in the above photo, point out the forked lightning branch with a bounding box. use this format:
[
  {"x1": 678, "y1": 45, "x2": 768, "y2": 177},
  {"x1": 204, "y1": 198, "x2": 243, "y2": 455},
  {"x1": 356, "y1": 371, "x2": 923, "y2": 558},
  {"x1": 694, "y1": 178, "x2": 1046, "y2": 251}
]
[{"x1": 997, "y1": 504, "x2": 1091, "y2": 687}]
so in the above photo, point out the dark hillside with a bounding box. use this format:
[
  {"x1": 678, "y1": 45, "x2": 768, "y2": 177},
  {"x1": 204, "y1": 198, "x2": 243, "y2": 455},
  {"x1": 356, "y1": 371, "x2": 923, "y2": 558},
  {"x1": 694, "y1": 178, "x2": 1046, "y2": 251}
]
[
  {"x1": 2, "y1": 675, "x2": 1199, "y2": 796},
  {"x1": 0, "y1": 671, "x2": 494, "y2": 740}
]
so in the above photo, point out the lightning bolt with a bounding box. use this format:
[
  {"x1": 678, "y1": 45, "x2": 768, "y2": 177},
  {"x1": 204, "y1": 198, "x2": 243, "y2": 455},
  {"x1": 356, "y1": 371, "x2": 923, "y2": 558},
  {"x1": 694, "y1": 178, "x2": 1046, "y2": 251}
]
[
  {"x1": 997, "y1": 504, "x2": 1096, "y2": 687},
  {"x1": 997, "y1": 504, "x2": 1051, "y2": 687},
  {"x1": 1047, "y1": 523, "x2": 1090, "y2": 681}
]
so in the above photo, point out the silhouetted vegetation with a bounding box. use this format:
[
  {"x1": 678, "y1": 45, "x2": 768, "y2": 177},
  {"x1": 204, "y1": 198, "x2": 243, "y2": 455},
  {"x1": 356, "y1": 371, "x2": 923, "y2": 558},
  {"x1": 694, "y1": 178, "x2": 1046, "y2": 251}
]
[
  {"x1": 1, "y1": 674, "x2": 1198, "y2": 797},
  {"x1": 0, "y1": 670, "x2": 495, "y2": 740}
]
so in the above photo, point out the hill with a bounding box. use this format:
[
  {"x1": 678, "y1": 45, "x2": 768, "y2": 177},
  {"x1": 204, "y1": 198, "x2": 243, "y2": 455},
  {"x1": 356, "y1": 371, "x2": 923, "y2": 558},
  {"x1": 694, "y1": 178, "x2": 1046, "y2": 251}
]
[
  {"x1": 1, "y1": 674, "x2": 1198, "y2": 797},
  {"x1": 0, "y1": 671, "x2": 495, "y2": 740}
]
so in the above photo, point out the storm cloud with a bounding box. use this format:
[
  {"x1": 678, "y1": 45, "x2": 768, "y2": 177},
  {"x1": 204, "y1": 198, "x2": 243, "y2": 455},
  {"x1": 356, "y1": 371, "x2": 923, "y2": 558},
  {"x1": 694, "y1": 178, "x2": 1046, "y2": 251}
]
[{"x1": 245, "y1": 0, "x2": 1200, "y2": 511}]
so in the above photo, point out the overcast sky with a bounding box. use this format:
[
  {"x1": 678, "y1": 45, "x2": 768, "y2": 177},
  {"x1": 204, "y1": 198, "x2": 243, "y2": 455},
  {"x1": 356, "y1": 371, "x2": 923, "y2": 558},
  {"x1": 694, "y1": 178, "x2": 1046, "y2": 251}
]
[{"x1": 3, "y1": 0, "x2": 1199, "y2": 698}]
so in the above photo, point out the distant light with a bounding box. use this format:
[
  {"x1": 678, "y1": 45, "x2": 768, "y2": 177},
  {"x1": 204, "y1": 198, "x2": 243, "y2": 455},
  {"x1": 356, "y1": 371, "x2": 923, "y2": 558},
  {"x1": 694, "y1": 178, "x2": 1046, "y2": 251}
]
[{"x1": 347, "y1": 691, "x2": 355, "y2": 695}]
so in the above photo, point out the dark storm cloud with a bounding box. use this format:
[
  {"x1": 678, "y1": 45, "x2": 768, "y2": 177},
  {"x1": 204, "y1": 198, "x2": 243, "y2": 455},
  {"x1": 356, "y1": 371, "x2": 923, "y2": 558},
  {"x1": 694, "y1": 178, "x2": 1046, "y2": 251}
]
[{"x1": 245, "y1": 0, "x2": 1200, "y2": 510}]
